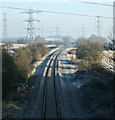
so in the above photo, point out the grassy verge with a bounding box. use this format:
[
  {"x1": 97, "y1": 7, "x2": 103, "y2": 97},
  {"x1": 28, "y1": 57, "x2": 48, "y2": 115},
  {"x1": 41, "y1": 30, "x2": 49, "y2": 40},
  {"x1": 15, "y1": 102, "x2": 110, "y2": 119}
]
[
  {"x1": 74, "y1": 41, "x2": 114, "y2": 118},
  {"x1": 75, "y1": 63, "x2": 114, "y2": 118},
  {"x1": 2, "y1": 75, "x2": 38, "y2": 119}
]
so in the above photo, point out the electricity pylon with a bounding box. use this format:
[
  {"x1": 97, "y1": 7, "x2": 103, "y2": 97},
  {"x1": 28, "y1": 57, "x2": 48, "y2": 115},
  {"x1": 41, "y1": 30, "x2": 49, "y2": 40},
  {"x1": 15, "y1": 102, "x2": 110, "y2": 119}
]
[
  {"x1": 3, "y1": 13, "x2": 7, "y2": 42},
  {"x1": 22, "y1": 8, "x2": 39, "y2": 43}
]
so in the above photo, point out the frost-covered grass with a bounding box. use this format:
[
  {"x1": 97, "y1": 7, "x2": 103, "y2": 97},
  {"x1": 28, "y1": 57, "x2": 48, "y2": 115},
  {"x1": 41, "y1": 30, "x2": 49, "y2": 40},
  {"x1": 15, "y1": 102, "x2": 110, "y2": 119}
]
[
  {"x1": 75, "y1": 66, "x2": 114, "y2": 118},
  {"x1": 102, "y1": 50, "x2": 115, "y2": 72}
]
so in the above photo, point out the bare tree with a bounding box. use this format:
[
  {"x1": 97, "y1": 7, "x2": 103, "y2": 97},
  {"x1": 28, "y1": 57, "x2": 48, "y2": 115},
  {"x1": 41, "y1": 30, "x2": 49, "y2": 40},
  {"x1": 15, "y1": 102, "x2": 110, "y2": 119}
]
[
  {"x1": 63, "y1": 36, "x2": 70, "y2": 47},
  {"x1": 108, "y1": 33, "x2": 115, "y2": 50}
]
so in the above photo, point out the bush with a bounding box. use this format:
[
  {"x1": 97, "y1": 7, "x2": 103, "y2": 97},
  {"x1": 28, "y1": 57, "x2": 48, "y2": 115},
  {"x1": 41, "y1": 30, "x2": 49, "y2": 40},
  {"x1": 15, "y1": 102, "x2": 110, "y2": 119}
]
[
  {"x1": 76, "y1": 41, "x2": 104, "y2": 71},
  {"x1": 14, "y1": 47, "x2": 32, "y2": 79},
  {"x1": 2, "y1": 49, "x2": 21, "y2": 98},
  {"x1": 2, "y1": 43, "x2": 48, "y2": 99},
  {"x1": 34, "y1": 43, "x2": 48, "y2": 57},
  {"x1": 30, "y1": 47, "x2": 41, "y2": 61}
]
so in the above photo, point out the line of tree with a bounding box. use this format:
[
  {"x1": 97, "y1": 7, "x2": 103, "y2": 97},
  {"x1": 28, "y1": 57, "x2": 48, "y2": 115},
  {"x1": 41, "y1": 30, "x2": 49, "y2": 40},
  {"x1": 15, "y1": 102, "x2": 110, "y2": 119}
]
[{"x1": 2, "y1": 43, "x2": 48, "y2": 99}]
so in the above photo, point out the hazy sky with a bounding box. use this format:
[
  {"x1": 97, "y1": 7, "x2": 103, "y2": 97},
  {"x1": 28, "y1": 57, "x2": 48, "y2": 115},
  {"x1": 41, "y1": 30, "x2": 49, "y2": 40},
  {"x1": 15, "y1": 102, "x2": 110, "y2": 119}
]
[{"x1": 0, "y1": 0, "x2": 114, "y2": 39}]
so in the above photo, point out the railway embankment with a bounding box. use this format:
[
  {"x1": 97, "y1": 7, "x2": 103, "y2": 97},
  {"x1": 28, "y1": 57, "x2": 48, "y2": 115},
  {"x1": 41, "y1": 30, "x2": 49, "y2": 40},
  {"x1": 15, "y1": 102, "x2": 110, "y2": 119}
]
[
  {"x1": 67, "y1": 48, "x2": 114, "y2": 118},
  {"x1": 2, "y1": 46, "x2": 60, "y2": 119}
]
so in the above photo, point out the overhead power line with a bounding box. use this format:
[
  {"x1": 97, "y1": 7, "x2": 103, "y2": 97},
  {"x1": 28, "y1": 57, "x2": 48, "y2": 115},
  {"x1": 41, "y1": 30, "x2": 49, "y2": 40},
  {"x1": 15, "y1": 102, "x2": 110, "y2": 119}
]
[
  {"x1": 0, "y1": 5, "x2": 113, "y2": 19},
  {"x1": 39, "y1": 10, "x2": 113, "y2": 19},
  {"x1": 70, "y1": 0, "x2": 113, "y2": 7},
  {"x1": 0, "y1": 6, "x2": 28, "y2": 11}
]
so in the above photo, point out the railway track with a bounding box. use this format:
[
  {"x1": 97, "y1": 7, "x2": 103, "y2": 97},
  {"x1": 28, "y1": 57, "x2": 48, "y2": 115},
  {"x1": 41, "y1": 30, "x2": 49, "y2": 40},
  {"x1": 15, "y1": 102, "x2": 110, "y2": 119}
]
[
  {"x1": 39, "y1": 48, "x2": 63, "y2": 119},
  {"x1": 22, "y1": 48, "x2": 63, "y2": 118}
]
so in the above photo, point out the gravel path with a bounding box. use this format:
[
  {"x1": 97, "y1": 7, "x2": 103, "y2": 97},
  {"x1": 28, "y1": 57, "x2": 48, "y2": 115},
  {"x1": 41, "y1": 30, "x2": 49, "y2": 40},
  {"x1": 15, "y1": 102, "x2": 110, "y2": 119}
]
[{"x1": 58, "y1": 48, "x2": 89, "y2": 118}]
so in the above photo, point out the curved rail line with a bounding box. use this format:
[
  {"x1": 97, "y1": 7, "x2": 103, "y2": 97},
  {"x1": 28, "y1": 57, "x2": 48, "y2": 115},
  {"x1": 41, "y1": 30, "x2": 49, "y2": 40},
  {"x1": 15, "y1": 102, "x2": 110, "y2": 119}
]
[
  {"x1": 41, "y1": 48, "x2": 63, "y2": 119},
  {"x1": 22, "y1": 48, "x2": 62, "y2": 118}
]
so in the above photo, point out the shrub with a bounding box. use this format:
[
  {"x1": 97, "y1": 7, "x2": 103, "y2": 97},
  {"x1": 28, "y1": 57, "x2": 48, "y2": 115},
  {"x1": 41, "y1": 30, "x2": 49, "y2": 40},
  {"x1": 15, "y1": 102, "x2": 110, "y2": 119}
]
[
  {"x1": 76, "y1": 41, "x2": 104, "y2": 71},
  {"x1": 2, "y1": 49, "x2": 21, "y2": 98},
  {"x1": 2, "y1": 43, "x2": 48, "y2": 99},
  {"x1": 34, "y1": 43, "x2": 48, "y2": 57},
  {"x1": 14, "y1": 48, "x2": 32, "y2": 79},
  {"x1": 30, "y1": 47, "x2": 41, "y2": 61}
]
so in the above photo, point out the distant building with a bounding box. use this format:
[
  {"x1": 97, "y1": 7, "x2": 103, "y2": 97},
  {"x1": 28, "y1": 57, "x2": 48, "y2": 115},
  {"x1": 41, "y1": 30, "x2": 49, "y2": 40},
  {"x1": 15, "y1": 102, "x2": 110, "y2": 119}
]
[
  {"x1": 45, "y1": 37, "x2": 62, "y2": 41},
  {"x1": 45, "y1": 38, "x2": 56, "y2": 41},
  {"x1": 113, "y1": 1, "x2": 115, "y2": 39}
]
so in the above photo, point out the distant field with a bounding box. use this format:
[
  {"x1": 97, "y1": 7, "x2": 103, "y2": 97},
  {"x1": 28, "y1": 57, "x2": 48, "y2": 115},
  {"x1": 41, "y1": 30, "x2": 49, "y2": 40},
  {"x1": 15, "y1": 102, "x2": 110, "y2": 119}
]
[
  {"x1": 12, "y1": 44, "x2": 28, "y2": 49},
  {"x1": 0, "y1": 43, "x2": 56, "y2": 49},
  {"x1": 0, "y1": 43, "x2": 28, "y2": 49},
  {"x1": 45, "y1": 45, "x2": 56, "y2": 48}
]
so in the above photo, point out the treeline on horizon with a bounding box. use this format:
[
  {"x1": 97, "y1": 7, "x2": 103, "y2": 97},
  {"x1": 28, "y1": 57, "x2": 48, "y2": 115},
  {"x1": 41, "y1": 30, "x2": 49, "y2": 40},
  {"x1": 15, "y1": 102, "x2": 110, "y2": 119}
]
[{"x1": 1, "y1": 43, "x2": 48, "y2": 99}]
